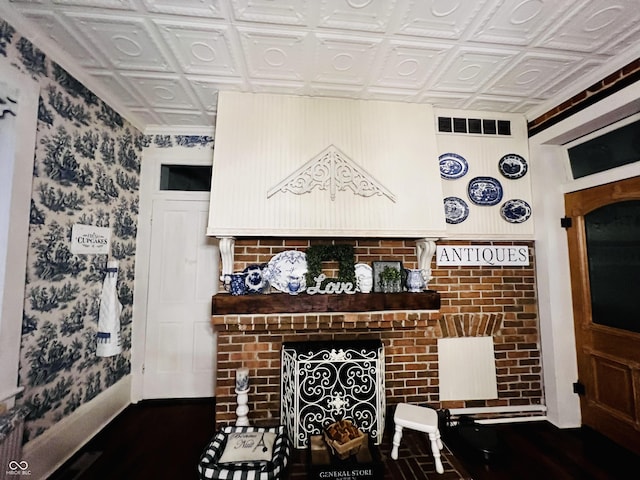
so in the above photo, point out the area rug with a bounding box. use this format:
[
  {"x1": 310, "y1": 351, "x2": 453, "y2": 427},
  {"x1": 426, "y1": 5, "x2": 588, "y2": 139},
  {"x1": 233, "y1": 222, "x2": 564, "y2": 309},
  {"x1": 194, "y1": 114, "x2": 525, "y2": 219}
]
[{"x1": 285, "y1": 428, "x2": 472, "y2": 479}]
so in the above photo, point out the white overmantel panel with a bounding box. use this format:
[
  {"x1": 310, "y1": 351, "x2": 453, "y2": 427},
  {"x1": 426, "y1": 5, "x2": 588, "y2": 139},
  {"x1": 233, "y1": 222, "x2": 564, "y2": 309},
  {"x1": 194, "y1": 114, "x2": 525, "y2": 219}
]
[
  {"x1": 435, "y1": 108, "x2": 534, "y2": 240},
  {"x1": 207, "y1": 92, "x2": 446, "y2": 238}
]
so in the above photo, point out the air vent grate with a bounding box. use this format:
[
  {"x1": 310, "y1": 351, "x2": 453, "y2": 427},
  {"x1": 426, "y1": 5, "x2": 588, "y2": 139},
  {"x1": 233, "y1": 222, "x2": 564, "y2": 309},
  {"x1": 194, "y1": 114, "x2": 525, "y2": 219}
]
[{"x1": 438, "y1": 116, "x2": 511, "y2": 136}]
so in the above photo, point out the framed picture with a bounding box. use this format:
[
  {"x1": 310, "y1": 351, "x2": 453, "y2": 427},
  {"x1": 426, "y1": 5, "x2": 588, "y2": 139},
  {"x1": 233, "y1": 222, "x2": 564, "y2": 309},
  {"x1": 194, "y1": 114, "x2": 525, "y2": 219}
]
[{"x1": 372, "y1": 261, "x2": 403, "y2": 293}]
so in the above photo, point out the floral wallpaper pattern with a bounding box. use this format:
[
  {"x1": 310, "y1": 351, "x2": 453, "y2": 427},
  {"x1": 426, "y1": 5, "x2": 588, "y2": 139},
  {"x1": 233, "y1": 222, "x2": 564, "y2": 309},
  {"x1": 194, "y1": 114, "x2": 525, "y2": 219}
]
[
  {"x1": 1, "y1": 15, "x2": 215, "y2": 443},
  {"x1": 1, "y1": 18, "x2": 145, "y2": 442},
  {"x1": 152, "y1": 134, "x2": 214, "y2": 148}
]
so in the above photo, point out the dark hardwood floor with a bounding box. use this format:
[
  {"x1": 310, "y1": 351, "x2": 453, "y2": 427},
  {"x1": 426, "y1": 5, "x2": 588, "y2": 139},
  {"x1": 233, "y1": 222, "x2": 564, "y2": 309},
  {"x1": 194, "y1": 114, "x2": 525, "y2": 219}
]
[{"x1": 49, "y1": 400, "x2": 640, "y2": 480}]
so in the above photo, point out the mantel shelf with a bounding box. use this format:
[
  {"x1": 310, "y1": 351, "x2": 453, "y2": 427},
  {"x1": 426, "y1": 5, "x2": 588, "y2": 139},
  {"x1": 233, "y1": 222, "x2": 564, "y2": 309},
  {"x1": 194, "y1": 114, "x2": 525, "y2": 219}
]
[{"x1": 211, "y1": 290, "x2": 440, "y2": 315}]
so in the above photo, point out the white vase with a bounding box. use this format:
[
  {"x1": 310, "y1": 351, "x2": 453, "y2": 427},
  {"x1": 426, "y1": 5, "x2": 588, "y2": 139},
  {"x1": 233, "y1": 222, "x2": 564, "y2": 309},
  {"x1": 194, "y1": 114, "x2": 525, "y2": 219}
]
[{"x1": 355, "y1": 263, "x2": 373, "y2": 293}]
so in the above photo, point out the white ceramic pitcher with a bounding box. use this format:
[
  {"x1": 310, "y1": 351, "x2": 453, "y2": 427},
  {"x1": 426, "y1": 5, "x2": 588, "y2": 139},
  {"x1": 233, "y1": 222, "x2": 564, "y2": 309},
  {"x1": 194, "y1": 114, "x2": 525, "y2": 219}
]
[{"x1": 405, "y1": 268, "x2": 426, "y2": 292}]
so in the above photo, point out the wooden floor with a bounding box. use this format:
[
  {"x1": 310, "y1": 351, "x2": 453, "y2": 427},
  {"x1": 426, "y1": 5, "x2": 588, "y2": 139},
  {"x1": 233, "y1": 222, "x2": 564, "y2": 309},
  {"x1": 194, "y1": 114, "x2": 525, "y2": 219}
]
[{"x1": 50, "y1": 400, "x2": 640, "y2": 480}]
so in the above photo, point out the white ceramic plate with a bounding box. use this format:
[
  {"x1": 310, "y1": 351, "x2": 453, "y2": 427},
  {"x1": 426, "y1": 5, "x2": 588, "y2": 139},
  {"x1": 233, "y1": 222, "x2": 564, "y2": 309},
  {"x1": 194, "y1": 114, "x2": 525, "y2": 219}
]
[{"x1": 264, "y1": 250, "x2": 307, "y2": 294}]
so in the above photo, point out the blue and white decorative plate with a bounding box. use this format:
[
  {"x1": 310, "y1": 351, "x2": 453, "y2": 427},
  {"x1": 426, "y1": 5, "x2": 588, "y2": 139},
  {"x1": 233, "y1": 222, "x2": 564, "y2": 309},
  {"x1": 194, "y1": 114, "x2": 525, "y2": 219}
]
[
  {"x1": 467, "y1": 176, "x2": 503, "y2": 206},
  {"x1": 264, "y1": 250, "x2": 307, "y2": 294},
  {"x1": 500, "y1": 199, "x2": 532, "y2": 223},
  {"x1": 439, "y1": 153, "x2": 469, "y2": 179},
  {"x1": 443, "y1": 197, "x2": 469, "y2": 224},
  {"x1": 498, "y1": 153, "x2": 528, "y2": 179}
]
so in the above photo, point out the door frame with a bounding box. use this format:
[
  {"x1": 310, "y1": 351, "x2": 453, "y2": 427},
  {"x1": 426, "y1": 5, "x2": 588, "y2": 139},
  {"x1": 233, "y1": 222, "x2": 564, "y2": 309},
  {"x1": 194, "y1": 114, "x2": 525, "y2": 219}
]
[
  {"x1": 564, "y1": 176, "x2": 640, "y2": 452},
  {"x1": 0, "y1": 64, "x2": 39, "y2": 407},
  {"x1": 131, "y1": 143, "x2": 214, "y2": 403},
  {"x1": 528, "y1": 78, "x2": 640, "y2": 429}
]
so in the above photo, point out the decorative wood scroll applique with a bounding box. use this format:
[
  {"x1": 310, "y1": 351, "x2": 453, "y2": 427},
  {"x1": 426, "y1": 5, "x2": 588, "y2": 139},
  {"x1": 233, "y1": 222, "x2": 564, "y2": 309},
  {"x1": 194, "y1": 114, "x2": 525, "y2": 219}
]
[{"x1": 266, "y1": 145, "x2": 396, "y2": 202}]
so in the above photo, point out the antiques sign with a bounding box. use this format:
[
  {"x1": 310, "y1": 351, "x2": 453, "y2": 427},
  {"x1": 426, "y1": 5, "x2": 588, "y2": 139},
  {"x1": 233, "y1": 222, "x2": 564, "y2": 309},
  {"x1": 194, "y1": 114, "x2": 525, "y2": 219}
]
[{"x1": 436, "y1": 245, "x2": 529, "y2": 266}]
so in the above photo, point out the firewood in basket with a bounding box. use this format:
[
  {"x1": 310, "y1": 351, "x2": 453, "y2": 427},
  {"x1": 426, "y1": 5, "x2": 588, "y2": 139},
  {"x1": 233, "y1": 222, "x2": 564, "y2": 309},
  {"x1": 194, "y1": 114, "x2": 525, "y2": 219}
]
[{"x1": 326, "y1": 419, "x2": 361, "y2": 444}]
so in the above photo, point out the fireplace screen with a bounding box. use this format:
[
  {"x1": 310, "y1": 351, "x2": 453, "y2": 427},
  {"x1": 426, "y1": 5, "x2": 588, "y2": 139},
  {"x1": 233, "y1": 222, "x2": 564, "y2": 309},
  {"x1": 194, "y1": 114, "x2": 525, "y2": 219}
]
[{"x1": 281, "y1": 340, "x2": 385, "y2": 448}]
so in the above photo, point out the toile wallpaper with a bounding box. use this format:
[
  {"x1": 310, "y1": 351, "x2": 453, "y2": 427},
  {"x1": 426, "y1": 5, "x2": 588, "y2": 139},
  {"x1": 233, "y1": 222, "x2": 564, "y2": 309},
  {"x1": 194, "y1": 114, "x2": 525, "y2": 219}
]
[{"x1": 1, "y1": 17, "x2": 213, "y2": 443}]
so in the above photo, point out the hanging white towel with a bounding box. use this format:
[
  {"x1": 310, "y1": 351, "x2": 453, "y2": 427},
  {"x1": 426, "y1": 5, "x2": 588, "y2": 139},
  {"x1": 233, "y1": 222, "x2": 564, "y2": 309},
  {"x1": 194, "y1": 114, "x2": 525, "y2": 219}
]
[{"x1": 96, "y1": 259, "x2": 123, "y2": 357}]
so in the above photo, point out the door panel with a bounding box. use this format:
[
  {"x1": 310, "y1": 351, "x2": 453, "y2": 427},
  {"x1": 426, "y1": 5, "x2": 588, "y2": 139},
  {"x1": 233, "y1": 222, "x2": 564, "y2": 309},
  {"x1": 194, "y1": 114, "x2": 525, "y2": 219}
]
[
  {"x1": 565, "y1": 175, "x2": 640, "y2": 455},
  {"x1": 143, "y1": 199, "x2": 218, "y2": 399},
  {"x1": 591, "y1": 354, "x2": 634, "y2": 418}
]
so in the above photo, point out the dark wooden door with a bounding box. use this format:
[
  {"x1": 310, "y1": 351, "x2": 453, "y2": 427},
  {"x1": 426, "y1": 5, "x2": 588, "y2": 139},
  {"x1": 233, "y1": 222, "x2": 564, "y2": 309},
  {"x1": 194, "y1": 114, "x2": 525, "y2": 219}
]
[{"x1": 565, "y1": 175, "x2": 640, "y2": 455}]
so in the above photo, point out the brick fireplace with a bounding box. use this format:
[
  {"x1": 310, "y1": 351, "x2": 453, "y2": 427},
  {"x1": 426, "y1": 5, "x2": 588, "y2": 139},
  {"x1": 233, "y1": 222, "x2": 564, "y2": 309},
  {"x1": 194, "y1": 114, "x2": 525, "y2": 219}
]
[{"x1": 211, "y1": 238, "x2": 543, "y2": 428}]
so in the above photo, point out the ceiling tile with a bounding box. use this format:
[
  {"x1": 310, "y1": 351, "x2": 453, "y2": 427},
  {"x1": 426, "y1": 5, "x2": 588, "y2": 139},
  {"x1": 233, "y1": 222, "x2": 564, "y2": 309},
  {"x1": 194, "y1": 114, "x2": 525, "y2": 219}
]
[
  {"x1": 393, "y1": 0, "x2": 490, "y2": 39},
  {"x1": 236, "y1": 27, "x2": 309, "y2": 81},
  {"x1": 127, "y1": 107, "x2": 163, "y2": 126},
  {"x1": 188, "y1": 77, "x2": 243, "y2": 112},
  {"x1": 154, "y1": 108, "x2": 215, "y2": 127},
  {"x1": 362, "y1": 86, "x2": 421, "y2": 103},
  {"x1": 311, "y1": 33, "x2": 382, "y2": 85},
  {"x1": 536, "y1": 60, "x2": 606, "y2": 98},
  {"x1": 370, "y1": 40, "x2": 450, "y2": 89},
  {"x1": 462, "y1": 94, "x2": 526, "y2": 112},
  {"x1": 141, "y1": 0, "x2": 226, "y2": 18},
  {"x1": 471, "y1": 0, "x2": 574, "y2": 46},
  {"x1": 229, "y1": 0, "x2": 309, "y2": 26},
  {"x1": 155, "y1": 20, "x2": 240, "y2": 76},
  {"x1": 597, "y1": 21, "x2": 640, "y2": 56},
  {"x1": 51, "y1": 0, "x2": 136, "y2": 8},
  {"x1": 308, "y1": 82, "x2": 364, "y2": 98},
  {"x1": 67, "y1": 13, "x2": 175, "y2": 71},
  {"x1": 539, "y1": 0, "x2": 640, "y2": 53},
  {"x1": 120, "y1": 73, "x2": 200, "y2": 109},
  {"x1": 488, "y1": 53, "x2": 585, "y2": 98},
  {"x1": 87, "y1": 70, "x2": 142, "y2": 106},
  {"x1": 19, "y1": 9, "x2": 106, "y2": 68},
  {"x1": 250, "y1": 79, "x2": 308, "y2": 97},
  {"x1": 418, "y1": 92, "x2": 467, "y2": 109},
  {"x1": 430, "y1": 47, "x2": 517, "y2": 93},
  {"x1": 317, "y1": 0, "x2": 398, "y2": 33}
]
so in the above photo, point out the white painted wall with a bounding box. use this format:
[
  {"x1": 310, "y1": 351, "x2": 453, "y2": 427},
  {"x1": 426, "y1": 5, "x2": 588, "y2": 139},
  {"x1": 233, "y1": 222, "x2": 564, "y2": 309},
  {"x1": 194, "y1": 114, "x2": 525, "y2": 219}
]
[
  {"x1": 0, "y1": 64, "x2": 38, "y2": 408},
  {"x1": 529, "y1": 80, "x2": 640, "y2": 428},
  {"x1": 435, "y1": 108, "x2": 534, "y2": 240}
]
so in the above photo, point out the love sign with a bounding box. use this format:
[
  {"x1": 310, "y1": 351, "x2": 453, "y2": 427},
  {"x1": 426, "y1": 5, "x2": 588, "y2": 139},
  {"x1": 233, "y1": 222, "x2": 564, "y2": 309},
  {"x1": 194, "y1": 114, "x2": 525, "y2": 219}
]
[{"x1": 306, "y1": 274, "x2": 357, "y2": 295}]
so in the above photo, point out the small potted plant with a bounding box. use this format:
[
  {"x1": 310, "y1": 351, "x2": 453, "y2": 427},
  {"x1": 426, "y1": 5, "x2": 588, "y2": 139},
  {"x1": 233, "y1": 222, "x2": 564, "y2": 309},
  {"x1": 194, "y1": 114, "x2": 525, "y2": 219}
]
[{"x1": 379, "y1": 265, "x2": 401, "y2": 293}]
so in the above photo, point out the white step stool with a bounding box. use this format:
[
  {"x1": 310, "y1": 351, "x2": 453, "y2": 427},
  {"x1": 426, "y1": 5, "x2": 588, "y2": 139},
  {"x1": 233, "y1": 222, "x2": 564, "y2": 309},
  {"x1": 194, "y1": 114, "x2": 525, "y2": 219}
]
[{"x1": 390, "y1": 403, "x2": 444, "y2": 474}]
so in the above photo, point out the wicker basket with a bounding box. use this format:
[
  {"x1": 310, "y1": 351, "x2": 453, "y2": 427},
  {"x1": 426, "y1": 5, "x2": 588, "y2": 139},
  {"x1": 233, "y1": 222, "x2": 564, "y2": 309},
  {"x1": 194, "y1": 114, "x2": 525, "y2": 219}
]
[{"x1": 323, "y1": 420, "x2": 367, "y2": 460}]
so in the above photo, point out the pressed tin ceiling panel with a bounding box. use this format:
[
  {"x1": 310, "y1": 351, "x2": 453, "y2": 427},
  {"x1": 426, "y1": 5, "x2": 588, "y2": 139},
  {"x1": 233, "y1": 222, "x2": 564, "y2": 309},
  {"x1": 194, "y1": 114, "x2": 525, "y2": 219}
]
[{"x1": 2, "y1": 0, "x2": 640, "y2": 132}]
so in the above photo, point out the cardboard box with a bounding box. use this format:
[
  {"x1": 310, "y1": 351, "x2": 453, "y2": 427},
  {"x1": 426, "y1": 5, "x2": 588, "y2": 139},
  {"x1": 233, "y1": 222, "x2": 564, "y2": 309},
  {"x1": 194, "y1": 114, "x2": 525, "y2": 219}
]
[{"x1": 308, "y1": 435, "x2": 384, "y2": 480}]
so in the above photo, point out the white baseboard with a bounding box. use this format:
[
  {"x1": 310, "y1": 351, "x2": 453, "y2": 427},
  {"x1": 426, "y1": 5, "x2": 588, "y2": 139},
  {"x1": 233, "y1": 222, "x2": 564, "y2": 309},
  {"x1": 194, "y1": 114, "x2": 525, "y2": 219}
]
[{"x1": 22, "y1": 376, "x2": 131, "y2": 480}]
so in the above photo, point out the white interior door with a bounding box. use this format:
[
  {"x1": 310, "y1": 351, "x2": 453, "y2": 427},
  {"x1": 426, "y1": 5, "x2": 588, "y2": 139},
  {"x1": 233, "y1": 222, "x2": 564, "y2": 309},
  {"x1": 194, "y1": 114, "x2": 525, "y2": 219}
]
[{"x1": 142, "y1": 199, "x2": 218, "y2": 399}]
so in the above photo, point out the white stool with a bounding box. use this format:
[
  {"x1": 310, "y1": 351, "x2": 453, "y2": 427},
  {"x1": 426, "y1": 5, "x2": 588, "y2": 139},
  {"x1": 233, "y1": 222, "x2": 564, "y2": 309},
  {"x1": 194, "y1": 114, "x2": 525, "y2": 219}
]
[{"x1": 390, "y1": 403, "x2": 444, "y2": 474}]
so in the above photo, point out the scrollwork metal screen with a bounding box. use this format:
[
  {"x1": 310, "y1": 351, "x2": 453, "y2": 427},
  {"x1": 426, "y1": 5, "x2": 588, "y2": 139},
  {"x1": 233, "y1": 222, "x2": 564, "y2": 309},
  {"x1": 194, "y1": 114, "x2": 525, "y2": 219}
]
[{"x1": 281, "y1": 340, "x2": 385, "y2": 448}]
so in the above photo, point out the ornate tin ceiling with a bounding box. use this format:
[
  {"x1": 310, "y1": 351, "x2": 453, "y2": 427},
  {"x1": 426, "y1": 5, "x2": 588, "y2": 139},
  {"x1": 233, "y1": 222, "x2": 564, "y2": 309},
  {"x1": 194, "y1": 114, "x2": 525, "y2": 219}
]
[{"x1": 2, "y1": 0, "x2": 639, "y2": 133}]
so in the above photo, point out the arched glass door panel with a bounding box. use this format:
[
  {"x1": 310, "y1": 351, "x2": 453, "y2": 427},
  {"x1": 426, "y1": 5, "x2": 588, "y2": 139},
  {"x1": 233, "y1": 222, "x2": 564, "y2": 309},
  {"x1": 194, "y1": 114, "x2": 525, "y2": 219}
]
[{"x1": 585, "y1": 200, "x2": 640, "y2": 332}]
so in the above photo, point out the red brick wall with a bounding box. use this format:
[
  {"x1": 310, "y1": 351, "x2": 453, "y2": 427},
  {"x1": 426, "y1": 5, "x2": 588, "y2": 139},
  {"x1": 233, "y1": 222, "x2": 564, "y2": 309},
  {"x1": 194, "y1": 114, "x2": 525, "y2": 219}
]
[{"x1": 212, "y1": 238, "x2": 542, "y2": 426}]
